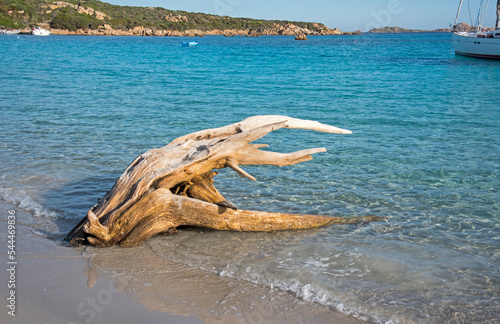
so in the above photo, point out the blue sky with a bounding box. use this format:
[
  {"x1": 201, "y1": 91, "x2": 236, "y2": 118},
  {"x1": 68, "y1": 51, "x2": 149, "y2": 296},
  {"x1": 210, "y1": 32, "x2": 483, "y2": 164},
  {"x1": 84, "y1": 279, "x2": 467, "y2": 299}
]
[{"x1": 105, "y1": 0, "x2": 497, "y2": 31}]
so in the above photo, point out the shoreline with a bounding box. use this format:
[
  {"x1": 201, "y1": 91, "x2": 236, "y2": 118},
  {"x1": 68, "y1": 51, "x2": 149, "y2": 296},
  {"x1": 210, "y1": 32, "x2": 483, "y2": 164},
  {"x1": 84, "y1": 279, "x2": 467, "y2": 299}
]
[
  {"x1": 9, "y1": 30, "x2": 451, "y2": 38},
  {"x1": 15, "y1": 29, "x2": 357, "y2": 37},
  {"x1": 0, "y1": 201, "x2": 367, "y2": 324},
  {"x1": 12, "y1": 22, "x2": 354, "y2": 37}
]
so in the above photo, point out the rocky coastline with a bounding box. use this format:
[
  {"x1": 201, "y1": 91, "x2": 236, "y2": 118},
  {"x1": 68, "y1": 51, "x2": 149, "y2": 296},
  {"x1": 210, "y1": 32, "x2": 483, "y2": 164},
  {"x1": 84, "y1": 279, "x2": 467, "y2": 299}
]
[
  {"x1": 5, "y1": 1, "x2": 467, "y2": 37},
  {"x1": 18, "y1": 23, "x2": 351, "y2": 37},
  {"x1": 3, "y1": 0, "x2": 355, "y2": 37}
]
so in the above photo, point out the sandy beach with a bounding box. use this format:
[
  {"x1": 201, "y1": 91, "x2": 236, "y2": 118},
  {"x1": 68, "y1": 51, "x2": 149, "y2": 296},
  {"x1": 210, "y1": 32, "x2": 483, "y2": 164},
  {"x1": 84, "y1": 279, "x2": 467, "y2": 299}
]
[{"x1": 0, "y1": 201, "x2": 366, "y2": 324}]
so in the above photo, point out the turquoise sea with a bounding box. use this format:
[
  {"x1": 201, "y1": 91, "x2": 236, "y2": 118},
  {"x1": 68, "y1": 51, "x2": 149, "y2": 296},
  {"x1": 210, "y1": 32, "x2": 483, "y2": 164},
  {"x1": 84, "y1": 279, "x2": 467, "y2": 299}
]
[{"x1": 1, "y1": 33, "x2": 499, "y2": 323}]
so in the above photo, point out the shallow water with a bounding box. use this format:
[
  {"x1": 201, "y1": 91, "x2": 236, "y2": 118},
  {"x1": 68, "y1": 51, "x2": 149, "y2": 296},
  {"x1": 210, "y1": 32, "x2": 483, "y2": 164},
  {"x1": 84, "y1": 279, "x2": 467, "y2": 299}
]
[{"x1": 1, "y1": 33, "x2": 499, "y2": 323}]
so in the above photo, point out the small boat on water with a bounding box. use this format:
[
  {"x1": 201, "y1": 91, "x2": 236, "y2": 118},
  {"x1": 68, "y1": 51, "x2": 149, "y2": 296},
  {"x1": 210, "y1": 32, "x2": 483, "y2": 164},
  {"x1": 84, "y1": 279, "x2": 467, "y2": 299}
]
[
  {"x1": 31, "y1": 26, "x2": 51, "y2": 36},
  {"x1": 452, "y1": 0, "x2": 500, "y2": 59},
  {"x1": 182, "y1": 41, "x2": 198, "y2": 47},
  {"x1": 0, "y1": 27, "x2": 20, "y2": 35}
]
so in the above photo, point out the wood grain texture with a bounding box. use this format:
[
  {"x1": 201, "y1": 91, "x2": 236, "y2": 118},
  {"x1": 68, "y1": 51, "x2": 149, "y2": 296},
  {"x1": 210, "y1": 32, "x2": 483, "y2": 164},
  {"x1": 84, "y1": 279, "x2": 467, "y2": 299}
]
[{"x1": 65, "y1": 115, "x2": 382, "y2": 247}]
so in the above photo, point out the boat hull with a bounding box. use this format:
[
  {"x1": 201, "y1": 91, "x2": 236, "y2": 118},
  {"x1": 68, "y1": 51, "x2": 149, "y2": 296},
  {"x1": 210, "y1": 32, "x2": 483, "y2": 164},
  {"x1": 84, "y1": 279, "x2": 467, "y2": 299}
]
[
  {"x1": 32, "y1": 31, "x2": 51, "y2": 36},
  {"x1": 1, "y1": 30, "x2": 20, "y2": 35},
  {"x1": 182, "y1": 41, "x2": 198, "y2": 47},
  {"x1": 453, "y1": 32, "x2": 500, "y2": 59},
  {"x1": 31, "y1": 27, "x2": 51, "y2": 36}
]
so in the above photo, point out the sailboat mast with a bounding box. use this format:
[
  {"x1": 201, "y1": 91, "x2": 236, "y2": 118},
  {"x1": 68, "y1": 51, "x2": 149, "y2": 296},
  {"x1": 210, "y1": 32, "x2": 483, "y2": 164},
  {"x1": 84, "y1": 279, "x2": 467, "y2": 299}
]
[
  {"x1": 454, "y1": 0, "x2": 465, "y2": 30},
  {"x1": 496, "y1": 0, "x2": 500, "y2": 30}
]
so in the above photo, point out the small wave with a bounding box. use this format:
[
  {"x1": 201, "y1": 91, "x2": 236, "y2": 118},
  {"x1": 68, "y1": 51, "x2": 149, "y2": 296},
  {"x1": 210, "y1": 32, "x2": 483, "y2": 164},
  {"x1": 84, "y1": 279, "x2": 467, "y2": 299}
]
[
  {"x1": 0, "y1": 187, "x2": 58, "y2": 219},
  {"x1": 29, "y1": 229, "x2": 51, "y2": 238},
  {"x1": 217, "y1": 263, "x2": 398, "y2": 324}
]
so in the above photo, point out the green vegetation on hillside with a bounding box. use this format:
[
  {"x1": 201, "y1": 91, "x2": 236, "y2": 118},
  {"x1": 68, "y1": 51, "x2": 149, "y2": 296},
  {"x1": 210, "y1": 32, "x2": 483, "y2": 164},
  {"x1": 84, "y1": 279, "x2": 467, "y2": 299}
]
[
  {"x1": 0, "y1": 0, "x2": 331, "y2": 33},
  {"x1": 49, "y1": 10, "x2": 101, "y2": 31}
]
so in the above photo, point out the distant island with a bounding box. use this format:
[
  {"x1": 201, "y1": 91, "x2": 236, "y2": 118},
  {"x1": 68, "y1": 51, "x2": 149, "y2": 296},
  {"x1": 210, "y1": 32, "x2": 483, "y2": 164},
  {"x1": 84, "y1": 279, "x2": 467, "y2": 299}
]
[
  {"x1": 367, "y1": 23, "x2": 494, "y2": 34},
  {"x1": 0, "y1": 0, "x2": 352, "y2": 36},
  {"x1": 368, "y1": 26, "x2": 446, "y2": 33}
]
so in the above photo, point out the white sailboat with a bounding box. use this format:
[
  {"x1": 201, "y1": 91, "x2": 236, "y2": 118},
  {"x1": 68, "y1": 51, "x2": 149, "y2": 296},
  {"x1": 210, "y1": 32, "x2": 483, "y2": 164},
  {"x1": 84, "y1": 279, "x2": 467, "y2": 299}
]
[{"x1": 452, "y1": 0, "x2": 500, "y2": 59}]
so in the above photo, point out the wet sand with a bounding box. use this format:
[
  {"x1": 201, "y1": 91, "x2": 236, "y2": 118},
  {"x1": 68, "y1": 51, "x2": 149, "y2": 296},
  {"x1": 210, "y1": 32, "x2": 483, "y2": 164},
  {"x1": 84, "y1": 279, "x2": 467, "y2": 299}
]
[{"x1": 0, "y1": 202, "x2": 366, "y2": 324}]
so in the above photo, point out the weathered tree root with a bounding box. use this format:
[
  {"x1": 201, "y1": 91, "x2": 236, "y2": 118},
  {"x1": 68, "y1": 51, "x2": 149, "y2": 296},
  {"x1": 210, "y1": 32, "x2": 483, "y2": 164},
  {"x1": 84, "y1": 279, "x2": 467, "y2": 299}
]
[{"x1": 65, "y1": 115, "x2": 385, "y2": 247}]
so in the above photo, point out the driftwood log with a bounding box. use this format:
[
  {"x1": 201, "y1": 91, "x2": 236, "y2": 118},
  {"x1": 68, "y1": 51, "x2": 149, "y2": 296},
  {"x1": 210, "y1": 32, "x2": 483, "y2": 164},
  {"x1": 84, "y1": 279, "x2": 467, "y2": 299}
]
[{"x1": 65, "y1": 115, "x2": 383, "y2": 247}]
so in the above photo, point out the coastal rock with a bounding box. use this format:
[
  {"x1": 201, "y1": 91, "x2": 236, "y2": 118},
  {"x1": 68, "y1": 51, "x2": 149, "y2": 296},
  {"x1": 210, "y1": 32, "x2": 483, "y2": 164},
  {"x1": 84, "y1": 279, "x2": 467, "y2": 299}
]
[
  {"x1": 164, "y1": 13, "x2": 189, "y2": 23},
  {"x1": 328, "y1": 27, "x2": 343, "y2": 35},
  {"x1": 295, "y1": 34, "x2": 308, "y2": 40},
  {"x1": 452, "y1": 22, "x2": 494, "y2": 32},
  {"x1": 48, "y1": 26, "x2": 350, "y2": 37},
  {"x1": 44, "y1": 1, "x2": 109, "y2": 20},
  {"x1": 247, "y1": 29, "x2": 262, "y2": 37}
]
